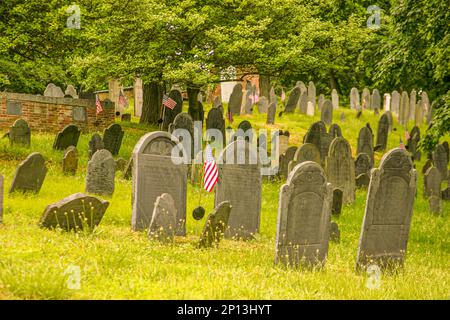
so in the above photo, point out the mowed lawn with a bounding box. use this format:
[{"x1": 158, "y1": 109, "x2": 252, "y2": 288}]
[{"x1": 0, "y1": 103, "x2": 449, "y2": 300}]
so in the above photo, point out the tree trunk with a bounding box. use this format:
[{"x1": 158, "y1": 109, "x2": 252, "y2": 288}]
[
  {"x1": 187, "y1": 86, "x2": 201, "y2": 121},
  {"x1": 259, "y1": 75, "x2": 270, "y2": 98},
  {"x1": 140, "y1": 81, "x2": 163, "y2": 125}
]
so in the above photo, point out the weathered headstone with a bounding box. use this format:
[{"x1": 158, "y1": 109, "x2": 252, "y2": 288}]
[
  {"x1": 279, "y1": 146, "x2": 298, "y2": 179},
  {"x1": 385, "y1": 111, "x2": 393, "y2": 131},
  {"x1": 299, "y1": 91, "x2": 308, "y2": 114},
  {"x1": 442, "y1": 141, "x2": 449, "y2": 164},
  {"x1": 228, "y1": 83, "x2": 243, "y2": 116},
  {"x1": 269, "y1": 87, "x2": 277, "y2": 106},
  {"x1": 350, "y1": 87, "x2": 360, "y2": 110},
  {"x1": 65, "y1": 85, "x2": 78, "y2": 99},
  {"x1": 266, "y1": 102, "x2": 276, "y2": 125},
  {"x1": 424, "y1": 167, "x2": 441, "y2": 200},
  {"x1": 132, "y1": 132, "x2": 187, "y2": 235},
  {"x1": 384, "y1": 93, "x2": 391, "y2": 111},
  {"x1": 356, "y1": 148, "x2": 417, "y2": 271},
  {"x1": 279, "y1": 131, "x2": 290, "y2": 155},
  {"x1": 62, "y1": 146, "x2": 78, "y2": 175},
  {"x1": 357, "y1": 125, "x2": 374, "y2": 165},
  {"x1": 275, "y1": 161, "x2": 332, "y2": 268},
  {"x1": 148, "y1": 193, "x2": 177, "y2": 243},
  {"x1": 308, "y1": 81, "x2": 316, "y2": 107},
  {"x1": 391, "y1": 90, "x2": 400, "y2": 115},
  {"x1": 162, "y1": 89, "x2": 183, "y2": 131},
  {"x1": 331, "y1": 89, "x2": 339, "y2": 109},
  {"x1": 318, "y1": 94, "x2": 325, "y2": 111},
  {"x1": 361, "y1": 88, "x2": 371, "y2": 109},
  {"x1": 332, "y1": 188, "x2": 343, "y2": 216},
  {"x1": 407, "y1": 126, "x2": 421, "y2": 161},
  {"x1": 39, "y1": 193, "x2": 109, "y2": 231},
  {"x1": 198, "y1": 201, "x2": 232, "y2": 248},
  {"x1": 288, "y1": 143, "x2": 321, "y2": 175},
  {"x1": 206, "y1": 107, "x2": 226, "y2": 147},
  {"x1": 285, "y1": 87, "x2": 301, "y2": 113},
  {"x1": 303, "y1": 121, "x2": 330, "y2": 162},
  {"x1": 409, "y1": 89, "x2": 417, "y2": 121},
  {"x1": 355, "y1": 153, "x2": 372, "y2": 177},
  {"x1": 329, "y1": 123, "x2": 342, "y2": 138},
  {"x1": 399, "y1": 91, "x2": 410, "y2": 126},
  {"x1": 88, "y1": 133, "x2": 104, "y2": 159},
  {"x1": 242, "y1": 90, "x2": 253, "y2": 115},
  {"x1": 10, "y1": 152, "x2": 47, "y2": 194},
  {"x1": 371, "y1": 89, "x2": 381, "y2": 111},
  {"x1": 375, "y1": 113, "x2": 389, "y2": 151},
  {"x1": 44, "y1": 83, "x2": 64, "y2": 98},
  {"x1": 257, "y1": 96, "x2": 269, "y2": 114},
  {"x1": 297, "y1": 81, "x2": 307, "y2": 95},
  {"x1": 170, "y1": 113, "x2": 195, "y2": 159},
  {"x1": 115, "y1": 158, "x2": 127, "y2": 172},
  {"x1": 9, "y1": 119, "x2": 30, "y2": 147},
  {"x1": 329, "y1": 222, "x2": 340, "y2": 243},
  {"x1": 53, "y1": 125, "x2": 81, "y2": 150},
  {"x1": 320, "y1": 100, "x2": 333, "y2": 126},
  {"x1": 356, "y1": 173, "x2": 370, "y2": 188},
  {"x1": 432, "y1": 144, "x2": 448, "y2": 181},
  {"x1": 415, "y1": 100, "x2": 424, "y2": 125},
  {"x1": 85, "y1": 149, "x2": 115, "y2": 197},
  {"x1": 103, "y1": 123, "x2": 124, "y2": 156}
]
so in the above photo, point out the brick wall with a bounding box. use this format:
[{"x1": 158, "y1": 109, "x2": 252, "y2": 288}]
[{"x1": 0, "y1": 92, "x2": 115, "y2": 133}]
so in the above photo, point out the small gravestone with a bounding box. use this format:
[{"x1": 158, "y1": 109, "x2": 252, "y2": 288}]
[
  {"x1": 285, "y1": 87, "x2": 301, "y2": 113},
  {"x1": 206, "y1": 108, "x2": 226, "y2": 146},
  {"x1": 266, "y1": 102, "x2": 276, "y2": 125},
  {"x1": 350, "y1": 87, "x2": 360, "y2": 110},
  {"x1": 357, "y1": 125, "x2": 374, "y2": 165},
  {"x1": 424, "y1": 167, "x2": 441, "y2": 200},
  {"x1": 103, "y1": 123, "x2": 124, "y2": 156},
  {"x1": 391, "y1": 90, "x2": 400, "y2": 115},
  {"x1": 375, "y1": 113, "x2": 389, "y2": 151},
  {"x1": 148, "y1": 193, "x2": 177, "y2": 243},
  {"x1": 65, "y1": 85, "x2": 78, "y2": 99},
  {"x1": 356, "y1": 173, "x2": 370, "y2": 188},
  {"x1": 432, "y1": 144, "x2": 448, "y2": 181},
  {"x1": 198, "y1": 201, "x2": 232, "y2": 248},
  {"x1": 288, "y1": 143, "x2": 321, "y2": 175},
  {"x1": 299, "y1": 91, "x2": 308, "y2": 114},
  {"x1": 9, "y1": 119, "x2": 30, "y2": 147},
  {"x1": 318, "y1": 94, "x2": 325, "y2": 111},
  {"x1": 321, "y1": 100, "x2": 333, "y2": 125},
  {"x1": 88, "y1": 133, "x2": 104, "y2": 159},
  {"x1": 85, "y1": 149, "x2": 115, "y2": 197},
  {"x1": 10, "y1": 152, "x2": 47, "y2": 194},
  {"x1": 356, "y1": 148, "x2": 417, "y2": 271},
  {"x1": 115, "y1": 158, "x2": 127, "y2": 172},
  {"x1": 329, "y1": 123, "x2": 342, "y2": 138},
  {"x1": 39, "y1": 193, "x2": 109, "y2": 231},
  {"x1": 170, "y1": 113, "x2": 194, "y2": 159},
  {"x1": 228, "y1": 83, "x2": 243, "y2": 116},
  {"x1": 407, "y1": 126, "x2": 421, "y2": 161},
  {"x1": 275, "y1": 161, "x2": 332, "y2": 268},
  {"x1": 355, "y1": 153, "x2": 372, "y2": 177},
  {"x1": 329, "y1": 222, "x2": 340, "y2": 243},
  {"x1": 53, "y1": 125, "x2": 81, "y2": 150},
  {"x1": 44, "y1": 83, "x2": 64, "y2": 98},
  {"x1": 332, "y1": 188, "x2": 343, "y2": 216},
  {"x1": 371, "y1": 89, "x2": 381, "y2": 111},
  {"x1": 279, "y1": 146, "x2": 298, "y2": 178},
  {"x1": 121, "y1": 113, "x2": 131, "y2": 122},
  {"x1": 62, "y1": 146, "x2": 78, "y2": 175},
  {"x1": 331, "y1": 89, "x2": 339, "y2": 109},
  {"x1": 325, "y1": 137, "x2": 355, "y2": 204},
  {"x1": 257, "y1": 96, "x2": 269, "y2": 114},
  {"x1": 0, "y1": 175, "x2": 3, "y2": 223}
]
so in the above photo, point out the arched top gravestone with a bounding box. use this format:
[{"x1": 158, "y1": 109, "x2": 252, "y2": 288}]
[
  {"x1": 9, "y1": 119, "x2": 30, "y2": 147},
  {"x1": 266, "y1": 102, "x2": 276, "y2": 125},
  {"x1": 206, "y1": 108, "x2": 225, "y2": 146},
  {"x1": 228, "y1": 83, "x2": 243, "y2": 116},
  {"x1": 170, "y1": 112, "x2": 194, "y2": 158},
  {"x1": 357, "y1": 125, "x2": 374, "y2": 165},
  {"x1": 376, "y1": 113, "x2": 389, "y2": 151},
  {"x1": 53, "y1": 125, "x2": 81, "y2": 150},
  {"x1": 285, "y1": 87, "x2": 301, "y2": 113},
  {"x1": 103, "y1": 123, "x2": 124, "y2": 156},
  {"x1": 356, "y1": 148, "x2": 417, "y2": 271},
  {"x1": 132, "y1": 131, "x2": 187, "y2": 235},
  {"x1": 85, "y1": 149, "x2": 115, "y2": 197},
  {"x1": 10, "y1": 152, "x2": 47, "y2": 194},
  {"x1": 288, "y1": 143, "x2": 321, "y2": 175},
  {"x1": 321, "y1": 100, "x2": 333, "y2": 125},
  {"x1": 329, "y1": 123, "x2": 342, "y2": 138},
  {"x1": 275, "y1": 161, "x2": 333, "y2": 268}
]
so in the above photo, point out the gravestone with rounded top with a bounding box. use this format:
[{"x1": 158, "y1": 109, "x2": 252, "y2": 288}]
[
  {"x1": 9, "y1": 119, "x2": 30, "y2": 147},
  {"x1": 299, "y1": 91, "x2": 308, "y2": 114},
  {"x1": 357, "y1": 125, "x2": 374, "y2": 165},
  {"x1": 62, "y1": 146, "x2": 78, "y2": 175},
  {"x1": 85, "y1": 149, "x2": 115, "y2": 197},
  {"x1": 308, "y1": 81, "x2": 316, "y2": 107},
  {"x1": 10, "y1": 152, "x2": 47, "y2": 194},
  {"x1": 371, "y1": 89, "x2": 381, "y2": 111},
  {"x1": 206, "y1": 108, "x2": 225, "y2": 147},
  {"x1": 288, "y1": 143, "x2": 321, "y2": 175},
  {"x1": 331, "y1": 89, "x2": 339, "y2": 109},
  {"x1": 399, "y1": 91, "x2": 410, "y2": 126},
  {"x1": 350, "y1": 88, "x2": 360, "y2": 110},
  {"x1": 376, "y1": 113, "x2": 389, "y2": 151},
  {"x1": 170, "y1": 113, "x2": 194, "y2": 159},
  {"x1": 228, "y1": 83, "x2": 243, "y2": 116},
  {"x1": 148, "y1": 193, "x2": 177, "y2": 243},
  {"x1": 279, "y1": 146, "x2": 298, "y2": 179},
  {"x1": 103, "y1": 123, "x2": 124, "y2": 156},
  {"x1": 329, "y1": 123, "x2": 342, "y2": 138},
  {"x1": 198, "y1": 201, "x2": 232, "y2": 248},
  {"x1": 432, "y1": 144, "x2": 448, "y2": 182},
  {"x1": 321, "y1": 100, "x2": 333, "y2": 125},
  {"x1": 162, "y1": 89, "x2": 183, "y2": 131},
  {"x1": 391, "y1": 90, "x2": 400, "y2": 115},
  {"x1": 53, "y1": 125, "x2": 81, "y2": 150},
  {"x1": 266, "y1": 102, "x2": 276, "y2": 125},
  {"x1": 88, "y1": 133, "x2": 104, "y2": 159},
  {"x1": 285, "y1": 87, "x2": 301, "y2": 113},
  {"x1": 355, "y1": 153, "x2": 372, "y2": 177}
]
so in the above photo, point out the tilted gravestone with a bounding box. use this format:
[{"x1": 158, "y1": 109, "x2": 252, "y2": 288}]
[
  {"x1": 9, "y1": 119, "x2": 30, "y2": 147},
  {"x1": 357, "y1": 125, "x2": 374, "y2": 165},
  {"x1": 356, "y1": 148, "x2": 417, "y2": 271},
  {"x1": 375, "y1": 113, "x2": 389, "y2": 151},
  {"x1": 198, "y1": 201, "x2": 232, "y2": 248},
  {"x1": 228, "y1": 83, "x2": 243, "y2": 116},
  {"x1": 299, "y1": 91, "x2": 308, "y2": 114},
  {"x1": 53, "y1": 125, "x2": 81, "y2": 150},
  {"x1": 321, "y1": 100, "x2": 333, "y2": 126},
  {"x1": 162, "y1": 89, "x2": 183, "y2": 131},
  {"x1": 85, "y1": 149, "x2": 115, "y2": 197},
  {"x1": 206, "y1": 108, "x2": 226, "y2": 147},
  {"x1": 424, "y1": 167, "x2": 442, "y2": 214},
  {"x1": 332, "y1": 188, "x2": 343, "y2": 216},
  {"x1": 325, "y1": 137, "x2": 355, "y2": 204},
  {"x1": 266, "y1": 102, "x2": 276, "y2": 125},
  {"x1": 39, "y1": 193, "x2": 109, "y2": 231},
  {"x1": 355, "y1": 153, "x2": 372, "y2": 177},
  {"x1": 288, "y1": 143, "x2": 321, "y2": 175},
  {"x1": 10, "y1": 152, "x2": 47, "y2": 194},
  {"x1": 432, "y1": 144, "x2": 448, "y2": 182},
  {"x1": 62, "y1": 146, "x2": 78, "y2": 175},
  {"x1": 132, "y1": 132, "x2": 187, "y2": 235},
  {"x1": 285, "y1": 87, "x2": 301, "y2": 113},
  {"x1": 103, "y1": 123, "x2": 124, "y2": 156},
  {"x1": 407, "y1": 126, "x2": 421, "y2": 161},
  {"x1": 275, "y1": 161, "x2": 332, "y2": 268},
  {"x1": 350, "y1": 87, "x2": 360, "y2": 110},
  {"x1": 329, "y1": 123, "x2": 342, "y2": 138},
  {"x1": 170, "y1": 113, "x2": 194, "y2": 159},
  {"x1": 371, "y1": 89, "x2": 381, "y2": 111},
  {"x1": 279, "y1": 146, "x2": 298, "y2": 179},
  {"x1": 88, "y1": 133, "x2": 104, "y2": 159},
  {"x1": 148, "y1": 193, "x2": 177, "y2": 243},
  {"x1": 215, "y1": 140, "x2": 261, "y2": 240},
  {"x1": 331, "y1": 89, "x2": 339, "y2": 109}
]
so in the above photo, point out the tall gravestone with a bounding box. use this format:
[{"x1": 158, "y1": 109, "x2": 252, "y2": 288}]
[
  {"x1": 375, "y1": 113, "x2": 389, "y2": 151},
  {"x1": 228, "y1": 83, "x2": 243, "y2": 116},
  {"x1": 85, "y1": 149, "x2": 115, "y2": 197},
  {"x1": 148, "y1": 193, "x2": 177, "y2": 243},
  {"x1": 356, "y1": 148, "x2": 417, "y2": 271},
  {"x1": 103, "y1": 123, "x2": 124, "y2": 156},
  {"x1": 384, "y1": 93, "x2": 391, "y2": 111},
  {"x1": 424, "y1": 166, "x2": 441, "y2": 215},
  {"x1": 407, "y1": 126, "x2": 421, "y2": 161},
  {"x1": 279, "y1": 146, "x2": 298, "y2": 179},
  {"x1": 409, "y1": 89, "x2": 417, "y2": 121},
  {"x1": 62, "y1": 146, "x2": 78, "y2": 175},
  {"x1": 432, "y1": 144, "x2": 448, "y2": 182},
  {"x1": 399, "y1": 91, "x2": 410, "y2": 126},
  {"x1": 88, "y1": 133, "x2": 105, "y2": 159},
  {"x1": 10, "y1": 152, "x2": 47, "y2": 194},
  {"x1": 350, "y1": 87, "x2": 360, "y2": 110},
  {"x1": 391, "y1": 90, "x2": 400, "y2": 115},
  {"x1": 320, "y1": 100, "x2": 333, "y2": 125},
  {"x1": 308, "y1": 81, "x2": 316, "y2": 107},
  {"x1": 215, "y1": 140, "x2": 261, "y2": 240},
  {"x1": 318, "y1": 94, "x2": 325, "y2": 111},
  {"x1": 269, "y1": 87, "x2": 277, "y2": 106},
  {"x1": 162, "y1": 89, "x2": 183, "y2": 131},
  {"x1": 275, "y1": 161, "x2": 332, "y2": 268},
  {"x1": 361, "y1": 88, "x2": 371, "y2": 109},
  {"x1": 257, "y1": 96, "x2": 269, "y2": 114},
  {"x1": 355, "y1": 153, "x2": 372, "y2": 177},
  {"x1": 266, "y1": 102, "x2": 276, "y2": 125},
  {"x1": 331, "y1": 89, "x2": 339, "y2": 109},
  {"x1": 303, "y1": 121, "x2": 331, "y2": 162},
  {"x1": 206, "y1": 108, "x2": 226, "y2": 147},
  {"x1": 169, "y1": 113, "x2": 195, "y2": 159},
  {"x1": 285, "y1": 87, "x2": 301, "y2": 113},
  {"x1": 299, "y1": 91, "x2": 308, "y2": 114},
  {"x1": 288, "y1": 143, "x2": 321, "y2": 175},
  {"x1": 357, "y1": 125, "x2": 374, "y2": 165},
  {"x1": 9, "y1": 119, "x2": 31, "y2": 147},
  {"x1": 132, "y1": 132, "x2": 187, "y2": 235},
  {"x1": 371, "y1": 89, "x2": 381, "y2": 111},
  {"x1": 53, "y1": 125, "x2": 81, "y2": 150}
]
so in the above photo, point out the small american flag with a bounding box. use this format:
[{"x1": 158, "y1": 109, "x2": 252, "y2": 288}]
[
  {"x1": 96, "y1": 94, "x2": 103, "y2": 114},
  {"x1": 226, "y1": 108, "x2": 233, "y2": 124},
  {"x1": 118, "y1": 88, "x2": 128, "y2": 107},
  {"x1": 163, "y1": 94, "x2": 177, "y2": 110},
  {"x1": 281, "y1": 89, "x2": 286, "y2": 102},
  {"x1": 399, "y1": 138, "x2": 405, "y2": 149},
  {"x1": 203, "y1": 144, "x2": 218, "y2": 193}
]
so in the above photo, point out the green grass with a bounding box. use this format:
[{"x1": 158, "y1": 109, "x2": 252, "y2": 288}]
[{"x1": 0, "y1": 103, "x2": 449, "y2": 300}]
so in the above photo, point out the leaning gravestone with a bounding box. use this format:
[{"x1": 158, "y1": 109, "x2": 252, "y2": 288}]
[
  {"x1": 320, "y1": 100, "x2": 333, "y2": 126},
  {"x1": 198, "y1": 201, "x2": 232, "y2": 248},
  {"x1": 206, "y1": 108, "x2": 226, "y2": 147},
  {"x1": 356, "y1": 148, "x2": 417, "y2": 271},
  {"x1": 162, "y1": 89, "x2": 183, "y2": 131},
  {"x1": 132, "y1": 132, "x2": 187, "y2": 235},
  {"x1": 62, "y1": 146, "x2": 78, "y2": 175},
  {"x1": 325, "y1": 137, "x2": 355, "y2": 204},
  {"x1": 275, "y1": 161, "x2": 332, "y2": 268},
  {"x1": 39, "y1": 193, "x2": 109, "y2": 231},
  {"x1": 391, "y1": 90, "x2": 400, "y2": 115},
  {"x1": 148, "y1": 193, "x2": 177, "y2": 243},
  {"x1": 432, "y1": 144, "x2": 448, "y2": 182},
  {"x1": 266, "y1": 102, "x2": 276, "y2": 125},
  {"x1": 279, "y1": 146, "x2": 298, "y2": 179},
  {"x1": 288, "y1": 143, "x2": 321, "y2": 175},
  {"x1": 228, "y1": 83, "x2": 243, "y2": 116},
  {"x1": 355, "y1": 153, "x2": 372, "y2": 177},
  {"x1": 299, "y1": 91, "x2": 308, "y2": 114},
  {"x1": 53, "y1": 125, "x2": 81, "y2": 150},
  {"x1": 371, "y1": 89, "x2": 381, "y2": 111},
  {"x1": 9, "y1": 119, "x2": 31, "y2": 147},
  {"x1": 215, "y1": 140, "x2": 261, "y2": 240},
  {"x1": 331, "y1": 89, "x2": 339, "y2": 109},
  {"x1": 85, "y1": 149, "x2": 115, "y2": 197},
  {"x1": 357, "y1": 125, "x2": 374, "y2": 165},
  {"x1": 88, "y1": 133, "x2": 104, "y2": 159},
  {"x1": 103, "y1": 123, "x2": 124, "y2": 156},
  {"x1": 375, "y1": 113, "x2": 389, "y2": 151},
  {"x1": 9, "y1": 152, "x2": 47, "y2": 194},
  {"x1": 285, "y1": 87, "x2": 301, "y2": 113}
]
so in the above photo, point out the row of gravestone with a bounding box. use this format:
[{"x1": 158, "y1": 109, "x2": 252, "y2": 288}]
[{"x1": 44, "y1": 83, "x2": 79, "y2": 99}]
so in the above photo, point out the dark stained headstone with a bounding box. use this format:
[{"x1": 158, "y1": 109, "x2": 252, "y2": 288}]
[
  {"x1": 288, "y1": 143, "x2": 321, "y2": 175},
  {"x1": 88, "y1": 133, "x2": 104, "y2": 159},
  {"x1": 329, "y1": 222, "x2": 340, "y2": 243},
  {"x1": 422, "y1": 158, "x2": 433, "y2": 175},
  {"x1": 279, "y1": 146, "x2": 298, "y2": 178},
  {"x1": 103, "y1": 123, "x2": 124, "y2": 156},
  {"x1": 424, "y1": 166, "x2": 441, "y2": 200},
  {"x1": 123, "y1": 158, "x2": 133, "y2": 180},
  {"x1": 432, "y1": 144, "x2": 448, "y2": 182},
  {"x1": 320, "y1": 100, "x2": 333, "y2": 126},
  {"x1": 285, "y1": 87, "x2": 301, "y2": 113},
  {"x1": 332, "y1": 188, "x2": 343, "y2": 216},
  {"x1": 9, "y1": 119, "x2": 30, "y2": 147},
  {"x1": 9, "y1": 152, "x2": 47, "y2": 194},
  {"x1": 162, "y1": 89, "x2": 183, "y2": 131},
  {"x1": 115, "y1": 157, "x2": 127, "y2": 172},
  {"x1": 357, "y1": 125, "x2": 374, "y2": 165},
  {"x1": 170, "y1": 113, "x2": 195, "y2": 159},
  {"x1": 356, "y1": 173, "x2": 370, "y2": 188},
  {"x1": 39, "y1": 193, "x2": 109, "y2": 231},
  {"x1": 375, "y1": 113, "x2": 389, "y2": 151},
  {"x1": 148, "y1": 193, "x2": 177, "y2": 243},
  {"x1": 304, "y1": 121, "x2": 330, "y2": 161},
  {"x1": 206, "y1": 108, "x2": 226, "y2": 147},
  {"x1": 299, "y1": 91, "x2": 308, "y2": 114},
  {"x1": 53, "y1": 125, "x2": 81, "y2": 150},
  {"x1": 355, "y1": 153, "x2": 372, "y2": 177},
  {"x1": 198, "y1": 201, "x2": 232, "y2": 248},
  {"x1": 385, "y1": 111, "x2": 393, "y2": 131},
  {"x1": 266, "y1": 102, "x2": 276, "y2": 125},
  {"x1": 233, "y1": 120, "x2": 253, "y2": 143},
  {"x1": 85, "y1": 149, "x2": 115, "y2": 197},
  {"x1": 228, "y1": 83, "x2": 243, "y2": 116},
  {"x1": 62, "y1": 146, "x2": 78, "y2": 175},
  {"x1": 329, "y1": 123, "x2": 342, "y2": 138}
]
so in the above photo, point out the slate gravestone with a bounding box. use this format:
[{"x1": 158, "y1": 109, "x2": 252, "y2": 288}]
[
  {"x1": 234, "y1": 120, "x2": 253, "y2": 143},
  {"x1": 44, "y1": 83, "x2": 64, "y2": 97},
  {"x1": 103, "y1": 123, "x2": 124, "y2": 155},
  {"x1": 325, "y1": 137, "x2": 355, "y2": 204},
  {"x1": 356, "y1": 173, "x2": 370, "y2": 188},
  {"x1": 297, "y1": 81, "x2": 307, "y2": 95},
  {"x1": 432, "y1": 144, "x2": 448, "y2": 182},
  {"x1": 148, "y1": 193, "x2": 177, "y2": 243},
  {"x1": 266, "y1": 102, "x2": 276, "y2": 125},
  {"x1": 409, "y1": 89, "x2": 417, "y2": 121},
  {"x1": 275, "y1": 161, "x2": 332, "y2": 268},
  {"x1": 242, "y1": 90, "x2": 253, "y2": 115},
  {"x1": 318, "y1": 94, "x2": 325, "y2": 111},
  {"x1": 198, "y1": 201, "x2": 232, "y2": 248},
  {"x1": 53, "y1": 125, "x2": 81, "y2": 150},
  {"x1": 422, "y1": 158, "x2": 433, "y2": 175},
  {"x1": 424, "y1": 166, "x2": 441, "y2": 200},
  {"x1": 357, "y1": 125, "x2": 374, "y2": 165},
  {"x1": 308, "y1": 81, "x2": 316, "y2": 107},
  {"x1": 407, "y1": 126, "x2": 421, "y2": 161},
  {"x1": 0, "y1": 174, "x2": 3, "y2": 224},
  {"x1": 132, "y1": 132, "x2": 187, "y2": 235},
  {"x1": 329, "y1": 222, "x2": 340, "y2": 243},
  {"x1": 399, "y1": 91, "x2": 410, "y2": 126},
  {"x1": 303, "y1": 121, "x2": 330, "y2": 162},
  {"x1": 355, "y1": 153, "x2": 372, "y2": 177},
  {"x1": 356, "y1": 148, "x2": 417, "y2": 271},
  {"x1": 299, "y1": 91, "x2": 308, "y2": 114},
  {"x1": 279, "y1": 146, "x2": 298, "y2": 179},
  {"x1": 62, "y1": 146, "x2": 78, "y2": 175},
  {"x1": 391, "y1": 90, "x2": 400, "y2": 115},
  {"x1": 85, "y1": 149, "x2": 115, "y2": 197},
  {"x1": 384, "y1": 111, "x2": 393, "y2": 131},
  {"x1": 88, "y1": 133, "x2": 104, "y2": 159},
  {"x1": 169, "y1": 113, "x2": 194, "y2": 159},
  {"x1": 415, "y1": 100, "x2": 424, "y2": 125},
  {"x1": 10, "y1": 152, "x2": 47, "y2": 194},
  {"x1": 257, "y1": 96, "x2": 269, "y2": 114},
  {"x1": 288, "y1": 143, "x2": 321, "y2": 175},
  {"x1": 376, "y1": 113, "x2": 389, "y2": 151},
  {"x1": 285, "y1": 87, "x2": 301, "y2": 113},
  {"x1": 206, "y1": 108, "x2": 226, "y2": 147},
  {"x1": 371, "y1": 89, "x2": 381, "y2": 111},
  {"x1": 162, "y1": 89, "x2": 183, "y2": 131},
  {"x1": 216, "y1": 140, "x2": 261, "y2": 240},
  {"x1": 332, "y1": 188, "x2": 343, "y2": 216},
  {"x1": 279, "y1": 131, "x2": 290, "y2": 155},
  {"x1": 361, "y1": 88, "x2": 370, "y2": 109},
  {"x1": 321, "y1": 100, "x2": 333, "y2": 125},
  {"x1": 228, "y1": 83, "x2": 243, "y2": 116},
  {"x1": 329, "y1": 124, "x2": 342, "y2": 138},
  {"x1": 350, "y1": 87, "x2": 360, "y2": 110},
  {"x1": 39, "y1": 193, "x2": 109, "y2": 231},
  {"x1": 331, "y1": 89, "x2": 339, "y2": 109},
  {"x1": 9, "y1": 119, "x2": 30, "y2": 147}
]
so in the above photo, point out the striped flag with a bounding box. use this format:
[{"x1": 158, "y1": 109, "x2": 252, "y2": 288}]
[
  {"x1": 96, "y1": 94, "x2": 103, "y2": 114},
  {"x1": 118, "y1": 88, "x2": 128, "y2": 107},
  {"x1": 163, "y1": 94, "x2": 177, "y2": 110},
  {"x1": 203, "y1": 144, "x2": 218, "y2": 192},
  {"x1": 226, "y1": 108, "x2": 233, "y2": 124}
]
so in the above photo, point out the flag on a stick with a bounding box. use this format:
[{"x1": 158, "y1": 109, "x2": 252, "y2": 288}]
[
  {"x1": 96, "y1": 94, "x2": 103, "y2": 114},
  {"x1": 203, "y1": 144, "x2": 218, "y2": 192},
  {"x1": 118, "y1": 88, "x2": 128, "y2": 107},
  {"x1": 163, "y1": 94, "x2": 177, "y2": 110}
]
